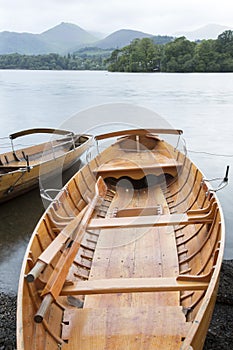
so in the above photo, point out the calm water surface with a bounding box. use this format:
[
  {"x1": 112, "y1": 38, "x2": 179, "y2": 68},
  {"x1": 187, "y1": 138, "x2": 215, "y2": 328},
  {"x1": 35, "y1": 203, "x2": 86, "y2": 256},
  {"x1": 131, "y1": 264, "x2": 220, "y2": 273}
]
[{"x1": 0, "y1": 70, "x2": 233, "y2": 293}]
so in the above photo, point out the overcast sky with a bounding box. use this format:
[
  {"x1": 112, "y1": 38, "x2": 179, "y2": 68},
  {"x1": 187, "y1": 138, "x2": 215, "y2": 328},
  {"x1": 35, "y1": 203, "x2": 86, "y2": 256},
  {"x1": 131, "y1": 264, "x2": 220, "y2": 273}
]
[{"x1": 0, "y1": 0, "x2": 232, "y2": 35}]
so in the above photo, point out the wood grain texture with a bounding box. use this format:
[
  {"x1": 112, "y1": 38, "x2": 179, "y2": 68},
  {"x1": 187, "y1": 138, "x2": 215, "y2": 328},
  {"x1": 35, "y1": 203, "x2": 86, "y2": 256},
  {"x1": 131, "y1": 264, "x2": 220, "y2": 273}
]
[{"x1": 17, "y1": 130, "x2": 224, "y2": 350}]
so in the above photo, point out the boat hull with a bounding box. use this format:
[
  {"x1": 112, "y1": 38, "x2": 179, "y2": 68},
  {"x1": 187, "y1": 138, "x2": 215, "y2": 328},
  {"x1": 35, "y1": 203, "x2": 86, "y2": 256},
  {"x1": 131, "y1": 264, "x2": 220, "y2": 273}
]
[
  {"x1": 0, "y1": 134, "x2": 91, "y2": 203},
  {"x1": 17, "y1": 130, "x2": 225, "y2": 350}
]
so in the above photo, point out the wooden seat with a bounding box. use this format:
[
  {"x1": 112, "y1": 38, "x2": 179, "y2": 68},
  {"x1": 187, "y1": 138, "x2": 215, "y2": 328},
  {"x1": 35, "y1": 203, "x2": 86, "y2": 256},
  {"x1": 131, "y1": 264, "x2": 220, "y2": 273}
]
[
  {"x1": 94, "y1": 160, "x2": 182, "y2": 179},
  {"x1": 61, "y1": 276, "x2": 209, "y2": 296},
  {"x1": 88, "y1": 213, "x2": 213, "y2": 230}
]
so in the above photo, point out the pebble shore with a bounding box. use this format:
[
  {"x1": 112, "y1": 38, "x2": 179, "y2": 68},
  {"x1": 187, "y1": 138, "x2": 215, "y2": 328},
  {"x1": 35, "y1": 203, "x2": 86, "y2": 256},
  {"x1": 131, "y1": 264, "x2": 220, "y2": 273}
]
[{"x1": 1, "y1": 260, "x2": 233, "y2": 350}]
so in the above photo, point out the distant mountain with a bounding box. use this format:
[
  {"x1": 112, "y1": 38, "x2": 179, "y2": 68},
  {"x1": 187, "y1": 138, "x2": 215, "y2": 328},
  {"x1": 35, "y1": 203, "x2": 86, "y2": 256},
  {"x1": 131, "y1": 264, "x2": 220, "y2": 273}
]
[
  {"x1": 94, "y1": 29, "x2": 153, "y2": 49},
  {"x1": 0, "y1": 22, "x2": 98, "y2": 54},
  {"x1": 0, "y1": 31, "x2": 51, "y2": 55},
  {"x1": 0, "y1": 22, "x2": 231, "y2": 55},
  {"x1": 174, "y1": 24, "x2": 232, "y2": 41},
  {"x1": 40, "y1": 22, "x2": 97, "y2": 51}
]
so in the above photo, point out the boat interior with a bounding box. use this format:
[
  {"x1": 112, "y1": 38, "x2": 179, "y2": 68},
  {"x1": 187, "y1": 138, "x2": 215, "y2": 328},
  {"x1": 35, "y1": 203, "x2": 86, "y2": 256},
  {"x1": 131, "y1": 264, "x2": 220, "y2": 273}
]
[
  {"x1": 0, "y1": 134, "x2": 89, "y2": 173},
  {"x1": 19, "y1": 129, "x2": 223, "y2": 350}
]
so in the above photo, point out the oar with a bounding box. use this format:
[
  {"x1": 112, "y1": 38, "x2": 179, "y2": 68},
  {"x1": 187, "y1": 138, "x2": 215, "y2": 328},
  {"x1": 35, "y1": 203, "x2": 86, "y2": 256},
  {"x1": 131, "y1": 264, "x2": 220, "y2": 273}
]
[
  {"x1": 34, "y1": 176, "x2": 107, "y2": 323},
  {"x1": 25, "y1": 207, "x2": 88, "y2": 283}
]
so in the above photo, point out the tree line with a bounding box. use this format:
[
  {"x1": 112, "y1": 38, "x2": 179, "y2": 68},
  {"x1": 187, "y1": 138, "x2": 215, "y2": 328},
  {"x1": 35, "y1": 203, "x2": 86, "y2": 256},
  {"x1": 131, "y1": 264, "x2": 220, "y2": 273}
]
[
  {"x1": 0, "y1": 52, "x2": 107, "y2": 70},
  {"x1": 106, "y1": 30, "x2": 233, "y2": 72},
  {"x1": 0, "y1": 30, "x2": 232, "y2": 72}
]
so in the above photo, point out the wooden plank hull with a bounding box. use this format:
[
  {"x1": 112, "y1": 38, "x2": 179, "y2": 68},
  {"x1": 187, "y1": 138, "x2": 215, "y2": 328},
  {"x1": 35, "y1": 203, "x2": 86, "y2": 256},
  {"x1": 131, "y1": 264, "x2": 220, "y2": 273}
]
[
  {"x1": 17, "y1": 130, "x2": 225, "y2": 350},
  {"x1": 0, "y1": 133, "x2": 92, "y2": 203}
]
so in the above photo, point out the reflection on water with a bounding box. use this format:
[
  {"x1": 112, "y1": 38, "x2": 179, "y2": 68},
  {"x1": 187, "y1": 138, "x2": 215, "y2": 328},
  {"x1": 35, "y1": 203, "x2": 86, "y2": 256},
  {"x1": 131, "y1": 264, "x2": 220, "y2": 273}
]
[
  {"x1": 0, "y1": 188, "x2": 43, "y2": 293},
  {"x1": 0, "y1": 161, "x2": 82, "y2": 293}
]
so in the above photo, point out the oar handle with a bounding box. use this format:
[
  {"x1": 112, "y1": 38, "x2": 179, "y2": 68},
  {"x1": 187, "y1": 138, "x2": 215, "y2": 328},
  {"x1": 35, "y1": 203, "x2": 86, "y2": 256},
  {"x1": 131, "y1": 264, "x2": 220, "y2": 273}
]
[
  {"x1": 25, "y1": 260, "x2": 46, "y2": 282},
  {"x1": 34, "y1": 294, "x2": 54, "y2": 323}
]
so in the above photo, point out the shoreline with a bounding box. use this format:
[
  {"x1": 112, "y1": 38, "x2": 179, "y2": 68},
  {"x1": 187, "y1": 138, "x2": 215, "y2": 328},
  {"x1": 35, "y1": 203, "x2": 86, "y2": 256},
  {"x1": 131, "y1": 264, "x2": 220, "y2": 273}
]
[{"x1": 1, "y1": 260, "x2": 233, "y2": 350}]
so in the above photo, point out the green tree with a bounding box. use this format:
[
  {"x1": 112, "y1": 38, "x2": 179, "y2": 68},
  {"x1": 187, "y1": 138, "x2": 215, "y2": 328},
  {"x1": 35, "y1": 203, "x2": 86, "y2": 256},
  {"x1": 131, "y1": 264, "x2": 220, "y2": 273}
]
[
  {"x1": 193, "y1": 40, "x2": 220, "y2": 72},
  {"x1": 106, "y1": 38, "x2": 162, "y2": 72},
  {"x1": 137, "y1": 38, "x2": 161, "y2": 71},
  {"x1": 216, "y1": 30, "x2": 233, "y2": 55},
  {"x1": 161, "y1": 37, "x2": 196, "y2": 72},
  {"x1": 106, "y1": 49, "x2": 121, "y2": 71}
]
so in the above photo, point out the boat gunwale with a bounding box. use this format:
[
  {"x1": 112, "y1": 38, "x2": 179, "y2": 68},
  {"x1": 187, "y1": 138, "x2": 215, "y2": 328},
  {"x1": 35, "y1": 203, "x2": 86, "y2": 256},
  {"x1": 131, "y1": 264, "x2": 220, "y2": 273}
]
[
  {"x1": 0, "y1": 134, "x2": 92, "y2": 174},
  {"x1": 9, "y1": 128, "x2": 75, "y2": 140},
  {"x1": 179, "y1": 158, "x2": 225, "y2": 350},
  {"x1": 95, "y1": 128, "x2": 183, "y2": 141}
]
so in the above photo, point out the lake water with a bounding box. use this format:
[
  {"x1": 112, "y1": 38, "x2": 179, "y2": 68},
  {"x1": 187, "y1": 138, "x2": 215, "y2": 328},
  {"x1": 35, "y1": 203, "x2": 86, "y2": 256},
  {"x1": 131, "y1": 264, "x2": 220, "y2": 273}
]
[{"x1": 0, "y1": 70, "x2": 233, "y2": 293}]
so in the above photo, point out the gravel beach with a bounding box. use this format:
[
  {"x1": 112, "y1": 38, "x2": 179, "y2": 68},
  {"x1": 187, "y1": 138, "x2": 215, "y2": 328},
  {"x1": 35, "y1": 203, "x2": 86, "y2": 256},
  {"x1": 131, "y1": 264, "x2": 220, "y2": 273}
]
[{"x1": 1, "y1": 260, "x2": 233, "y2": 350}]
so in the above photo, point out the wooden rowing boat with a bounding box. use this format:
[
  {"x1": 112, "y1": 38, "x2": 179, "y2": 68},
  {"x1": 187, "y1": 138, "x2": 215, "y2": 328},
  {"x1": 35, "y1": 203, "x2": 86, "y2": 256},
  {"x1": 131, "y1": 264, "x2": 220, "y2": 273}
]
[
  {"x1": 0, "y1": 128, "x2": 92, "y2": 203},
  {"x1": 17, "y1": 128, "x2": 225, "y2": 350}
]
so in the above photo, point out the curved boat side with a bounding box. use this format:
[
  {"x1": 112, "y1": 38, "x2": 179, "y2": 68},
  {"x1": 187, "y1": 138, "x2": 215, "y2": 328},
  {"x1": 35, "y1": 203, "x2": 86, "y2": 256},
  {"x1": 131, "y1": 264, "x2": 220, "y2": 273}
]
[
  {"x1": 17, "y1": 131, "x2": 225, "y2": 350},
  {"x1": 0, "y1": 134, "x2": 92, "y2": 202}
]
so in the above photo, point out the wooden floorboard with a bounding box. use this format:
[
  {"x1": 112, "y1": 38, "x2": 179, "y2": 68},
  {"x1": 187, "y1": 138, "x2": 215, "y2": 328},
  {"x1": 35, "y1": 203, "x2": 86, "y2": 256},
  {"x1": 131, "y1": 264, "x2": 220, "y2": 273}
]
[
  {"x1": 84, "y1": 184, "x2": 180, "y2": 308},
  {"x1": 62, "y1": 307, "x2": 191, "y2": 350},
  {"x1": 61, "y1": 183, "x2": 191, "y2": 349}
]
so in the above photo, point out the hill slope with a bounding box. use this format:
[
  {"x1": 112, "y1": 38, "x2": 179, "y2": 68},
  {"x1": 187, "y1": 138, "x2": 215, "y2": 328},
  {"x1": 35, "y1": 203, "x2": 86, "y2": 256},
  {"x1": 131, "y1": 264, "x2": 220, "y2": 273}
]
[
  {"x1": 0, "y1": 32, "x2": 51, "y2": 54},
  {"x1": 94, "y1": 29, "x2": 153, "y2": 49},
  {"x1": 40, "y1": 22, "x2": 97, "y2": 51},
  {"x1": 0, "y1": 22, "x2": 231, "y2": 55},
  {"x1": 175, "y1": 24, "x2": 232, "y2": 41},
  {"x1": 0, "y1": 22, "x2": 98, "y2": 54}
]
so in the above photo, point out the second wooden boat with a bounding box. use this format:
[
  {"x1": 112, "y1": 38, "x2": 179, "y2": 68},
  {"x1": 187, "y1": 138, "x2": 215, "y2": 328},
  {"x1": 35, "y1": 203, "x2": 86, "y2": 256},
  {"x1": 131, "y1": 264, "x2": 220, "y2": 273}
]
[
  {"x1": 0, "y1": 128, "x2": 92, "y2": 203},
  {"x1": 17, "y1": 128, "x2": 225, "y2": 350}
]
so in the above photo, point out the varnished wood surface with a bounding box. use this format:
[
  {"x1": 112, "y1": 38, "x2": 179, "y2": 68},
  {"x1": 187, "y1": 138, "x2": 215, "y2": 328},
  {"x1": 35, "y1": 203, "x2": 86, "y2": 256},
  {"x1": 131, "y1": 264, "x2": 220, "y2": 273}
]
[
  {"x1": 94, "y1": 150, "x2": 183, "y2": 178},
  {"x1": 0, "y1": 133, "x2": 91, "y2": 203},
  {"x1": 61, "y1": 276, "x2": 209, "y2": 295},
  {"x1": 95, "y1": 128, "x2": 183, "y2": 140},
  {"x1": 88, "y1": 213, "x2": 213, "y2": 230},
  {"x1": 62, "y1": 307, "x2": 191, "y2": 350},
  {"x1": 9, "y1": 127, "x2": 74, "y2": 140},
  {"x1": 17, "y1": 130, "x2": 225, "y2": 350}
]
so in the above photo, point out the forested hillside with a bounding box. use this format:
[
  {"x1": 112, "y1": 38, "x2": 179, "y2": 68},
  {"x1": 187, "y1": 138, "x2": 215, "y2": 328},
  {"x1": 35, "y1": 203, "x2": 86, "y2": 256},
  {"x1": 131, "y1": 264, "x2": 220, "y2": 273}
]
[{"x1": 106, "y1": 30, "x2": 233, "y2": 72}]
